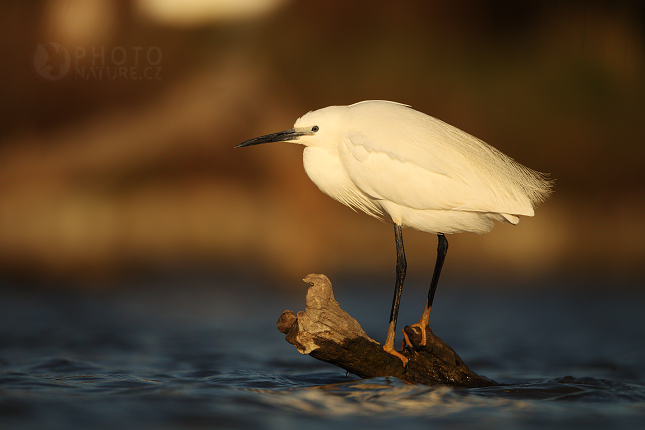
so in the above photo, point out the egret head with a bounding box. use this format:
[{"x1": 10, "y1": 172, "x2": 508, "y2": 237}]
[{"x1": 235, "y1": 106, "x2": 345, "y2": 149}]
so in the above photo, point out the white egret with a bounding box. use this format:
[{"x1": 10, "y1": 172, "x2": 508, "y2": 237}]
[{"x1": 236, "y1": 100, "x2": 552, "y2": 365}]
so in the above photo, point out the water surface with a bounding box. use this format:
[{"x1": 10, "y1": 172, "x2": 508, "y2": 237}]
[{"x1": 1, "y1": 275, "x2": 644, "y2": 429}]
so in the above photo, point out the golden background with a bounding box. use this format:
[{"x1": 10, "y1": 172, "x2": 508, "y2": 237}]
[{"x1": 1, "y1": 1, "x2": 643, "y2": 289}]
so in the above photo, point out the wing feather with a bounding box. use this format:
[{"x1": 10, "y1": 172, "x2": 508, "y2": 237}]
[{"x1": 342, "y1": 101, "x2": 552, "y2": 216}]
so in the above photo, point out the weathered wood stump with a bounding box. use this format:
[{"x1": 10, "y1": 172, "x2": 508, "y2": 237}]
[{"x1": 276, "y1": 274, "x2": 497, "y2": 387}]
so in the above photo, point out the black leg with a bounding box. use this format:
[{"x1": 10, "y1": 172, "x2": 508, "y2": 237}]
[
  {"x1": 389, "y1": 223, "x2": 406, "y2": 332},
  {"x1": 426, "y1": 233, "x2": 448, "y2": 310},
  {"x1": 383, "y1": 223, "x2": 407, "y2": 361},
  {"x1": 407, "y1": 233, "x2": 449, "y2": 347}
]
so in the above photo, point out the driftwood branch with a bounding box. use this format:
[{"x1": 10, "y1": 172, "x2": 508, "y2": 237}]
[{"x1": 276, "y1": 274, "x2": 497, "y2": 387}]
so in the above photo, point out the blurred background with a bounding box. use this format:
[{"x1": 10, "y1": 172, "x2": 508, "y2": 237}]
[{"x1": 1, "y1": 0, "x2": 644, "y2": 291}]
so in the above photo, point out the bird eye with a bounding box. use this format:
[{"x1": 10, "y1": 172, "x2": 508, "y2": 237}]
[{"x1": 312, "y1": 126, "x2": 319, "y2": 132}]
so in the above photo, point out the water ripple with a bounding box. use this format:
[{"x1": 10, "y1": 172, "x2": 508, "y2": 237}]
[{"x1": 1, "y1": 283, "x2": 644, "y2": 429}]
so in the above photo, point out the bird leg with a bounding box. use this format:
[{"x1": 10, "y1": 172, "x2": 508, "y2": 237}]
[
  {"x1": 383, "y1": 224, "x2": 408, "y2": 365},
  {"x1": 384, "y1": 321, "x2": 408, "y2": 365},
  {"x1": 407, "y1": 234, "x2": 448, "y2": 347}
]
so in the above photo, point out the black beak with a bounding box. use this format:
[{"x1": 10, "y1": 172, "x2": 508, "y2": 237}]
[{"x1": 235, "y1": 128, "x2": 307, "y2": 148}]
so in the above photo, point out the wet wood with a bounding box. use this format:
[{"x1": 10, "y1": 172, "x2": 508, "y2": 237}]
[{"x1": 276, "y1": 274, "x2": 497, "y2": 387}]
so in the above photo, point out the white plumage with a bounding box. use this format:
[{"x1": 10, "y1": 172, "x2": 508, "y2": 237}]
[
  {"x1": 237, "y1": 100, "x2": 552, "y2": 365},
  {"x1": 296, "y1": 101, "x2": 551, "y2": 234}
]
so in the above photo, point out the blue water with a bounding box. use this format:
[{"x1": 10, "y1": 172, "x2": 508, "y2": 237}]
[{"x1": 1, "y1": 275, "x2": 644, "y2": 430}]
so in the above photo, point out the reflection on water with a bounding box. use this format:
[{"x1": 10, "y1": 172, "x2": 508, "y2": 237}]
[{"x1": 1, "y1": 276, "x2": 644, "y2": 430}]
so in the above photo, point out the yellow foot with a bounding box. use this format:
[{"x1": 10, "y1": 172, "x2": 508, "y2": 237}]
[
  {"x1": 402, "y1": 329, "x2": 413, "y2": 349},
  {"x1": 383, "y1": 345, "x2": 408, "y2": 366},
  {"x1": 407, "y1": 322, "x2": 429, "y2": 347}
]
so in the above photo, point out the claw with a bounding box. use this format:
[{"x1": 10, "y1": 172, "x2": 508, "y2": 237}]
[
  {"x1": 383, "y1": 344, "x2": 408, "y2": 367},
  {"x1": 402, "y1": 329, "x2": 413, "y2": 348},
  {"x1": 407, "y1": 321, "x2": 428, "y2": 347}
]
